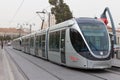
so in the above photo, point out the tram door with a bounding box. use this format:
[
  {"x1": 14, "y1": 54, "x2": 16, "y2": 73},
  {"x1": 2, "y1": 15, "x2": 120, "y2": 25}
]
[
  {"x1": 61, "y1": 30, "x2": 66, "y2": 64},
  {"x1": 41, "y1": 35, "x2": 46, "y2": 57}
]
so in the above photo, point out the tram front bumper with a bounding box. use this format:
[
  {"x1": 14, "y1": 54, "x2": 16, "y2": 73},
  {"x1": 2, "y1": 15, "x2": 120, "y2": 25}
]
[{"x1": 87, "y1": 60, "x2": 112, "y2": 69}]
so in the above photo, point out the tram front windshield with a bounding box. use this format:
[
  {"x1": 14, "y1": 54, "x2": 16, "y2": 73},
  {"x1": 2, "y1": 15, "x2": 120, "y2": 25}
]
[{"x1": 78, "y1": 22, "x2": 109, "y2": 52}]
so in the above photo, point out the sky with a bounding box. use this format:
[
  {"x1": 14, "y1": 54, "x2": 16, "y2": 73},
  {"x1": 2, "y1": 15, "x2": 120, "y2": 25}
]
[{"x1": 0, "y1": 0, "x2": 120, "y2": 30}]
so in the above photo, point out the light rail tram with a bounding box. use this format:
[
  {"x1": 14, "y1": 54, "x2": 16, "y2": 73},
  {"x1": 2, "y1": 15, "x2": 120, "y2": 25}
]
[{"x1": 12, "y1": 17, "x2": 112, "y2": 69}]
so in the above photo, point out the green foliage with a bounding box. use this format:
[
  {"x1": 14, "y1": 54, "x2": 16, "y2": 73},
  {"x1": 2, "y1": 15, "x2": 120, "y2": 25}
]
[
  {"x1": 4, "y1": 35, "x2": 11, "y2": 41},
  {"x1": 0, "y1": 35, "x2": 12, "y2": 41},
  {"x1": 49, "y1": 0, "x2": 57, "y2": 6},
  {"x1": 49, "y1": 0, "x2": 73, "y2": 24}
]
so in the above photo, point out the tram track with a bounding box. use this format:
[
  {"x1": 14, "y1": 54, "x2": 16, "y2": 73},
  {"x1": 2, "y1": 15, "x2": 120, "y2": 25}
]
[
  {"x1": 7, "y1": 47, "x2": 109, "y2": 80},
  {"x1": 4, "y1": 48, "x2": 30, "y2": 80},
  {"x1": 105, "y1": 67, "x2": 120, "y2": 75},
  {"x1": 79, "y1": 66, "x2": 120, "y2": 80},
  {"x1": 80, "y1": 71, "x2": 107, "y2": 80},
  {"x1": 6, "y1": 47, "x2": 120, "y2": 80},
  {"x1": 5, "y1": 47, "x2": 64, "y2": 80},
  {"x1": 78, "y1": 65, "x2": 120, "y2": 80},
  {"x1": 109, "y1": 66, "x2": 120, "y2": 72}
]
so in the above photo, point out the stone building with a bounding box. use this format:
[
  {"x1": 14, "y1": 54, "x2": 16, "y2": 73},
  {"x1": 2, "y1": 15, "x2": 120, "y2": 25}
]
[
  {"x1": 107, "y1": 26, "x2": 120, "y2": 45},
  {"x1": 0, "y1": 28, "x2": 28, "y2": 39}
]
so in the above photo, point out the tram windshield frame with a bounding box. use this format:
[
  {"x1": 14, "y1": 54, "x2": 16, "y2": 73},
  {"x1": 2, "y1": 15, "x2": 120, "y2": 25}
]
[{"x1": 77, "y1": 21, "x2": 109, "y2": 52}]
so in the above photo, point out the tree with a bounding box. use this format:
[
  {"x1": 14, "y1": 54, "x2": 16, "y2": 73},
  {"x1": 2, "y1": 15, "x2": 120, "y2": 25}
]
[{"x1": 49, "y1": 0, "x2": 73, "y2": 24}]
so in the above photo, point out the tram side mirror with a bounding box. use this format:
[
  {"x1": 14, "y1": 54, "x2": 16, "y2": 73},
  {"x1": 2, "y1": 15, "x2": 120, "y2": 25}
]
[
  {"x1": 95, "y1": 17, "x2": 108, "y2": 25},
  {"x1": 97, "y1": 17, "x2": 108, "y2": 25},
  {"x1": 100, "y1": 18, "x2": 108, "y2": 25},
  {"x1": 100, "y1": 10, "x2": 108, "y2": 25}
]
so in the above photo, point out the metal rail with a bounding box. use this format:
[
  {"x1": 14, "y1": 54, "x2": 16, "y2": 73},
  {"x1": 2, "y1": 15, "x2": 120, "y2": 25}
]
[
  {"x1": 4, "y1": 48, "x2": 30, "y2": 80},
  {"x1": 10, "y1": 47, "x2": 108, "y2": 80},
  {"x1": 8, "y1": 47, "x2": 64, "y2": 80}
]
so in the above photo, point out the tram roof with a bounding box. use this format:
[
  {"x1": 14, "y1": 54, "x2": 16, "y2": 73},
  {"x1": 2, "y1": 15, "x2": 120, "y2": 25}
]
[
  {"x1": 76, "y1": 17, "x2": 102, "y2": 23},
  {"x1": 49, "y1": 18, "x2": 75, "y2": 31}
]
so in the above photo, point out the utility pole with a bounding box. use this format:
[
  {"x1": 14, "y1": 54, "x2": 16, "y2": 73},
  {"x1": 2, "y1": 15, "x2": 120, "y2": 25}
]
[
  {"x1": 36, "y1": 11, "x2": 45, "y2": 30},
  {"x1": 29, "y1": 24, "x2": 35, "y2": 33},
  {"x1": 29, "y1": 24, "x2": 32, "y2": 33},
  {"x1": 26, "y1": 23, "x2": 35, "y2": 34},
  {"x1": 36, "y1": 9, "x2": 51, "y2": 30},
  {"x1": 48, "y1": 12, "x2": 51, "y2": 28},
  {"x1": 20, "y1": 25, "x2": 22, "y2": 37},
  {"x1": 17, "y1": 24, "x2": 22, "y2": 37},
  {"x1": 17, "y1": 24, "x2": 24, "y2": 37}
]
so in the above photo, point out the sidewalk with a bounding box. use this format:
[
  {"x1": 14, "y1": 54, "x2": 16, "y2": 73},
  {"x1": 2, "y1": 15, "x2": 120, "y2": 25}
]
[
  {"x1": 0, "y1": 47, "x2": 27, "y2": 80},
  {"x1": 0, "y1": 48, "x2": 15, "y2": 80},
  {"x1": 0, "y1": 48, "x2": 5, "y2": 80}
]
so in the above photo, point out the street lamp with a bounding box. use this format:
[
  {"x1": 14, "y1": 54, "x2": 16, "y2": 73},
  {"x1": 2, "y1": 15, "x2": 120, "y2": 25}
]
[
  {"x1": 36, "y1": 9, "x2": 51, "y2": 30},
  {"x1": 42, "y1": 9, "x2": 51, "y2": 28},
  {"x1": 17, "y1": 24, "x2": 22, "y2": 37},
  {"x1": 36, "y1": 11, "x2": 45, "y2": 30},
  {"x1": 29, "y1": 23, "x2": 35, "y2": 33},
  {"x1": 25, "y1": 23, "x2": 35, "y2": 34}
]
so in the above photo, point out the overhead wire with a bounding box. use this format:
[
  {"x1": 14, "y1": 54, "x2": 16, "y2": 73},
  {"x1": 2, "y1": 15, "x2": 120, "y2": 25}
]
[
  {"x1": 9, "y1": 1, "x2": 52, "y2": 30},
  {"x1": 9, "y1": 0, "x2": 25, "y2": 24}
]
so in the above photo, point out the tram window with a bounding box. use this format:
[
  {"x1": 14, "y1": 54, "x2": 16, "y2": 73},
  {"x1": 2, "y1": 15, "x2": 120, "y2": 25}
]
[
  {"x1": 49, "y1": 33, "x2": 53, "y2": 50},
  {"x1": 24, "y1": 39, "x2": 26, "y2": 45},
  {"x1": 70, "y1": 29, "x2": 88, "y2": 53},
  {"x1": 23, "y1": 39, "x2": 25, "y2": 46},
  {"x1": 49, "y1": 31, "x2": 60, "y2": 52},
  {"x1": 35, "y1": 36, "x2": 39, "y2": 47},
  {"x1": 19, "y1": 40, "x2": 22, "y2": 46},
  {"x1": 39, "y1": 36, "x2": 41, "y2": 48},
  {"x1": 56, "y1": 31, "x2": 60, "y2": 50},
  {"x1": 22, "y1": 39, "x2": 25, "y2": 46},
  {"x1": 30, "y1": 37, "x2": 34, "y2": 47},
  {"x1": 28, "y1": 37, "x2": 30, "y2": 46},
  {"x1": 42, "y1": 35, "x2": 45, "y2": 41},
  {"x1": 24, "y1": 38, "x2": 26, "y2": 45},
  {"x1": 26, "y1": 38, "x2": 29, "y2": 46}
]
